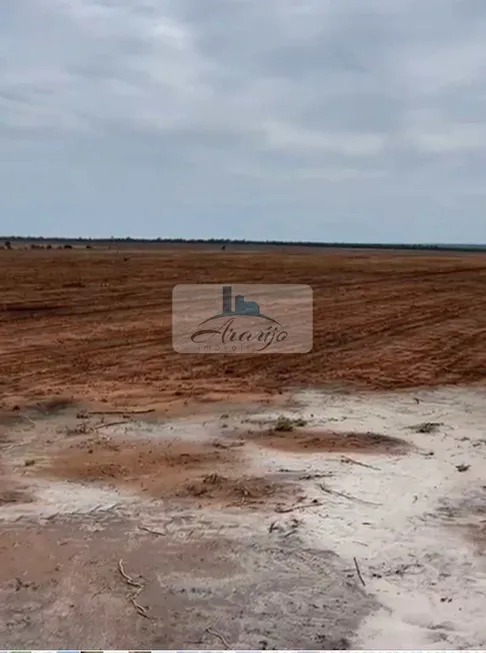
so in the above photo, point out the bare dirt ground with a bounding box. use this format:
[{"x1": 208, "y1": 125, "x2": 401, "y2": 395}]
[
  {"x1": 1, "y1": 247, "x2": 486, "y2": 408},
  {"x1": 1, "y1": 246, "x2": 486, "y2": 649}
]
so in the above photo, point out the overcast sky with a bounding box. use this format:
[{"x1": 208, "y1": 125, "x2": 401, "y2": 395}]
[{"x1": 1, "y1": 0, "x2": 486, "y2": 243}]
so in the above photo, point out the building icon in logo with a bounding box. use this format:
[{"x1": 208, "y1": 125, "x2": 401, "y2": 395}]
[{"x1": 198, "y1": 285, "x2": 281, "y2": 326}]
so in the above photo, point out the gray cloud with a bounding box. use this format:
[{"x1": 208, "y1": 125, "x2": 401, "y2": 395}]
[{"x1": 1, "y1": 0, "x2": 486, "y2": 242}]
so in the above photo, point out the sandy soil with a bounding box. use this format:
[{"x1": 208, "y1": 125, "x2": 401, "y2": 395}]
[
  {"x1": 1, "y1": 387, "x2": 486, "y2": 649},
  {"x1": 1, "y1": 246, "x2": 486, "y2": 648},
  {"x1": 1, "y1": 247, "x2": 486, "y2": 410}
]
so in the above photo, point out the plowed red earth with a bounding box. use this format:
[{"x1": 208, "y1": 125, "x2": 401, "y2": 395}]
[{"x1": 1, "y1": 246, "x2": 486, "y2": 409}]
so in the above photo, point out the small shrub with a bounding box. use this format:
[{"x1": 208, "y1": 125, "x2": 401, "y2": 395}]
[
  {"x1": 66, "y1": 422, "x2": 91, "y2": 435},
  {"x1": 294, "y1": 417, "x2": 308, "y2": 427},
  {"x1": 275, "y1": 416, "x2": 295, "y2": 432},
  {"x1": 412, "y1": 422, "x2": 441, "y2": 434}
]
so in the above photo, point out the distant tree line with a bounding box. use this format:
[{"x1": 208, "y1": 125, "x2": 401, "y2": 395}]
[{"x1": 2, "y1": 236, "x2": 486, "y2": 253}]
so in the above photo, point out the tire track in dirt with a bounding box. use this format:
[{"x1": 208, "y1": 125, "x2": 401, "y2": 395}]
[{"x1": 2, "y1": 247, "x2": 486, "y2": 407}]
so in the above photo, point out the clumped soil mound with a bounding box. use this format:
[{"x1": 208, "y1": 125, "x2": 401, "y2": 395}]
[
  {"x1": 44, "y1": 438, "x2": 233, "y2": 486},
  {"x1": 180, "y1": 472, "x2": 293, "y2": 506},
  {"x1": 252, "y1": 428, "x2": 411, "y2": 454},
  {"x1": 42, "y1": 438, "x2": 294, "y2": 507}
]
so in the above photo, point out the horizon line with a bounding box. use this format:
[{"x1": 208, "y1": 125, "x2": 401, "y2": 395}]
[{"x1": 2, "y1": 235, "x2": 486, "y2": 250}]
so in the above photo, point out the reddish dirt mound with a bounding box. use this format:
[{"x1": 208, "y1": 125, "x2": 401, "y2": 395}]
[
  {"x1": 46, "y1": 439, "x2": 232, "y2": 483},
  {"x1": 42, "y1": 439, "x2": 293, "y2": 507},
  {"x1": 251, "y1": 428, "x2": 410, "y2": 454},
  {"x1": 180, "y1": 472, "x2": 291, "y2": 505}
]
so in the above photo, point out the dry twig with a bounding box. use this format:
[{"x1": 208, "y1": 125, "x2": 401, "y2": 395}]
[
  {"x1": 354, "y1": 556, "x2": 366, "y2": 587},
  {"x1": 318, "y1": 483, "x2": 381, "y2": 506},
  {"x1": 205, "y1": 627, "x2": 231, "y2": 649},
  {"x1": 118, "y1": 559, "x2": 143, "y2": 588},
  {"x1": 94, "y1": 420, "x2": 128, "y2": 430},
  {"x1": 89, "y1": 409, "x2": 155, "y2": 416},
  {"x1": 340, "y1": 455, "x2": 380, "y2": 470},
  {"x1": 275, "y1": 500, "x2": 323, "y2": 513},
  {"x1": 139, "y1": 525, "x2": 166, "y2": 536},
  {"x1": 118, "y1": 559, "x2": 151, "y2": 619},
  {"x1": 130, "y1": 595, "x2": 150, "y2": 618},
  {"x1": 21, "y1": 413, "x2": 36, "y2": 426}
]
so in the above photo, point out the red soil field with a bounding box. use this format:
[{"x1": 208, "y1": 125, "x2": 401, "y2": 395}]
[{"x1": 1, "y1": 246, "x2": 486, "y2": 410}]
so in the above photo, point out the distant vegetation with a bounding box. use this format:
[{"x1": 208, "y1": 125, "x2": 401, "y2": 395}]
[{"x1": 2, "y1": 236, "x2": 486, "y2": 253}]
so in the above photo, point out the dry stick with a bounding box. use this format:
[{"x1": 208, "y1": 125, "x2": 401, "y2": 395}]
[
  {"x1": 21, "y1": 413, "x2": 36, "y2": 426},
  {"x1": 275, "y1": 501, "x2": 323, "y2": 514},
  {"x1": 340, "y1": 455, "x2": 380, "y2": 471},
  {"x1": 118, "y1": 559, "x2": 151, "y2": 619},
  {"x1": 139, "y1": 525, "x2": 166, "y2": 536},
  {"x1": 318, "y1": 483, "x2": 381, "y2": 507},
  {"x1": 354, "y1": 556, "x2": 366, "y2": 587},
  {"x1": 118, "y1": 559, "x2": 143, "y2": 588},
  {"x1": 298, "y1": 471, "x2": 334, "y2": 480},
  {"x1": 131, "y1": 593, "x2": 150, "y2": 618},
  {"x1": 283, "y1": 526, "x2": 299, "y2": 537},
  {"x1": 94, "y1": 420, "x2": 128, "y2": 430},
  {"x1": 89, "y1": 409, "x2": 155, "y2": 416},
  {"x1": 205, "y1": 627, "x2": 231, "y2": 649}
]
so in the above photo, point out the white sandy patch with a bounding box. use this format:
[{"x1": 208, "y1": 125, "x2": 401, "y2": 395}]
[
  {"x1": 0, "y1": 479, "x2": 137, "y2": 522},
  {"x1": 243, "y1": 387, "x2": 486, "y2": 649},
  {"x1": 2, "y1": 386, "x2": 486, "y2": 647},
  {"x1": 98, "y1": 414, "x2": 224, "y2": 443}
]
